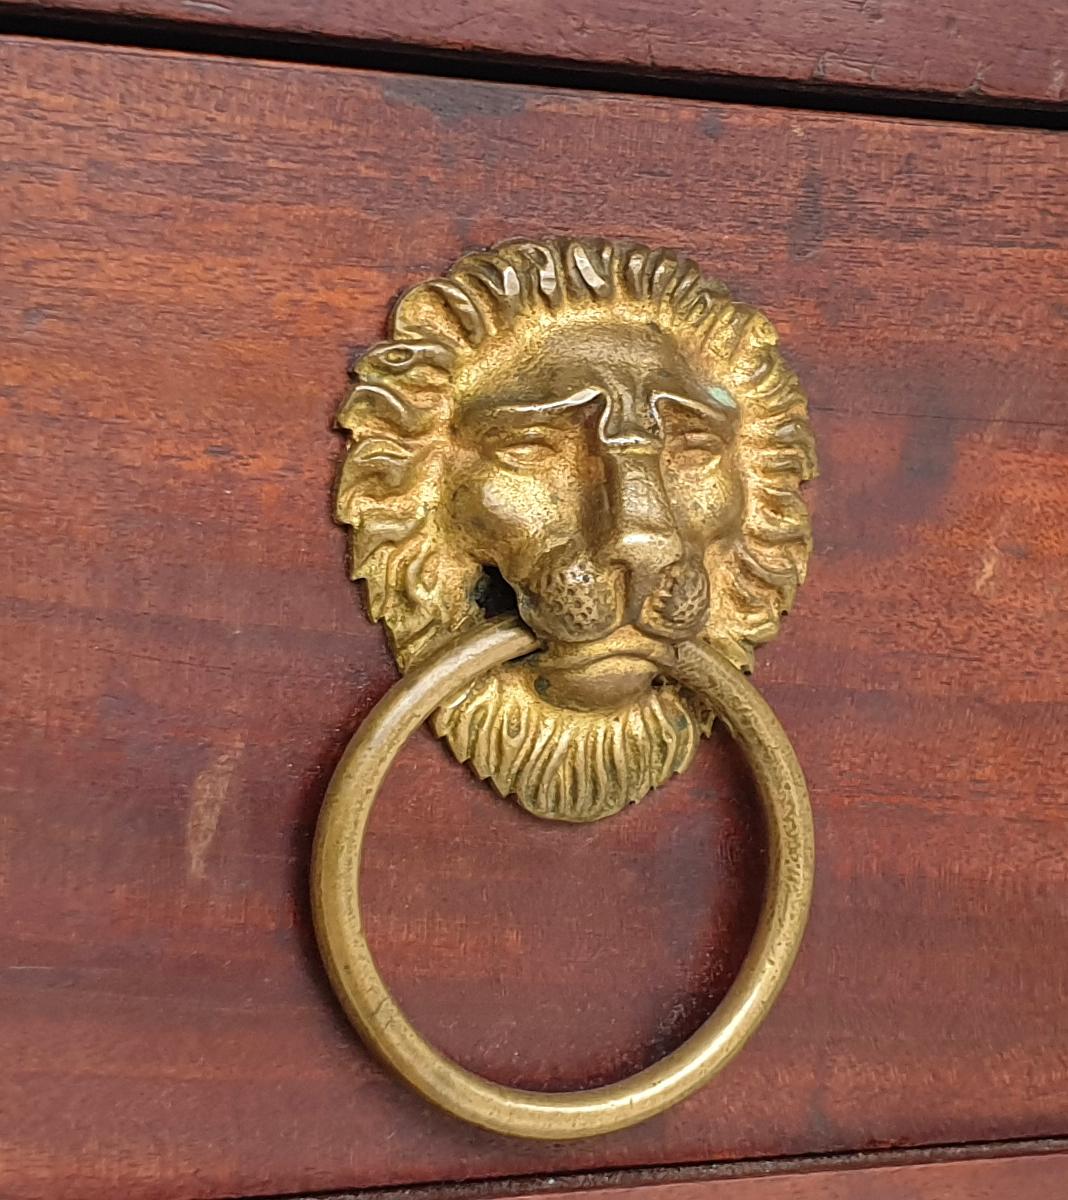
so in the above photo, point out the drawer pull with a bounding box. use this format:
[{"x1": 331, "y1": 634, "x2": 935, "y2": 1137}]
[{"x1": 313, "y1": 237, "x2": 817, "y2": 1138}]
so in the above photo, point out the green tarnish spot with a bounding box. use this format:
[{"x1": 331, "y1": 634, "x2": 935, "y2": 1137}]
[{"x1": 709, "y1": 385, "x2": 737, "y2": 409}]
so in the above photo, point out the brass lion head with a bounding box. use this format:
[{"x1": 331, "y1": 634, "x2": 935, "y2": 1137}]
[{"x1": 336, "y1": 238, "x2": 816, "y2": 821}]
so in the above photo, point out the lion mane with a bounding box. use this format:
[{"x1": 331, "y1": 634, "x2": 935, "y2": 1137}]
[{"x1": 335, "y1": 237, "x2": 816, "y2": 820}]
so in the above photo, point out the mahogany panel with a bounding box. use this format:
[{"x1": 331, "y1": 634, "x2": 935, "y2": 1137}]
[
  {"x1": 458, "y1": 1147, "x2": 1068, "y2": 1199},
  {"x1": 2, "y1": 35, "x2": 1068, "y2": 1200},
  {"x1": 354, "y1": 1146, "x2": 1068, "y2": 1200},
  {"x1": 632, "y1": 1152, "x2": 1068, "y2": 1197},
  {"x1": 1, "y1": 0, "x2": 1066, "y2": 106}
]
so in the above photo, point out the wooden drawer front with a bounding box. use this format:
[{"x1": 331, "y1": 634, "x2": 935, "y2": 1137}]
[
  {"x1": 505, "y1": 1149, "x2": 1068, "y2": 1199},
  {"x1": 2, "y1": 35, "x2": 1067, "y2": 1200},
  {"x1": 2, "y1": 0, "x2": 1065, "y2": 106}
]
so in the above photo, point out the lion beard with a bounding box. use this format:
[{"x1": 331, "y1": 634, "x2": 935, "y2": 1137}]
[{"x1": 431, "y1": 661, "x2": 713, "y2": 822}]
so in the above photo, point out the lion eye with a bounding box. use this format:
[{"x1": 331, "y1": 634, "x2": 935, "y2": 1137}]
[
  {"x1": 350, "y1": 436, "x2": 414, "y2": 466},
  {"x1": 492, "y1": 440, "x2": 556, "y2": 469},
  {"x1": 484, "y1": 426, "x2": 560, "y2": 470},
  {"x1": 668, "y1": 431, "x2": 725, "y2": 462}
]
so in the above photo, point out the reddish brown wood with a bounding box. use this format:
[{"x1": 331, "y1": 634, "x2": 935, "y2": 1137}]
[
  {"x1": 283, "y1": 1144, "x2": 1068, "y2": 1198},
  {"x1": 353, "y1": 1146, "x2": 1068, "y2": 1200},
  {"x1": 273, "y1": 1140, "x2": 1068, "y2": 1200},
  {"x1": 526, "y1": 1151, "x2": 1068, "y2": 1199},
  {"x1": 2, "y1": 0, "x2": 1067, "y2": 106},
  {"x1": 456, "y1": 1148, "x2": 1068, "y2": 1199},
  {"x1": 1, "y1": 34, "x2": 1067, "y2": 1200}
]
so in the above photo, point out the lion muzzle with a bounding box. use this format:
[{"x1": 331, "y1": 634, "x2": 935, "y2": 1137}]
[{"x1": 514, "y1": 540, "x2": 710, "y2": 651}]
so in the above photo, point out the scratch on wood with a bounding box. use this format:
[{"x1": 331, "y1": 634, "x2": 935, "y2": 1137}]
[
  {"x1": 186, "y1": 739, "x2": 242, "y2": 880},
  {"x1": 974, "y1": 510, "x2": 1011, "y2": 597},
  {"x1": 182, "y1": 0, "x2": 231, "y2": 13}
]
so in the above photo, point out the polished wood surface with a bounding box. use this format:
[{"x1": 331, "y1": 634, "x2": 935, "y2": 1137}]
[
  {"x1": 356, "y1": 1146, "x2": 1068, "y2": 1200},
  {"x1": 2, "y1": 0, "x2": 1065, "y2": 106},
  {"x1": 616, "y1": 1154, "x2": 1068, "y2": 1199},
  {"x1": 443, "y1": 1147, "x2": 1068, "y2": 1200},
  {"x1": 2, "y1": 34, "x2": 1067, "y2": 1200}
]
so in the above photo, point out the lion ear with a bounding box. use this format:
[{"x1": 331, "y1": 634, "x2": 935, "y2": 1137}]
[
  {"x1": 334, "y1": 383, "x2": 432, "y2": 530},
  {"x1": 334, "y1": 426, "x2": 478, "y2": 666},
  {"x1": 333, "y1": 358, "x2": 480, "y2": 667},
  {"x1": 336, "y1": 434, "x2": 426, "y2": 511},
  {"x1": 334, "y1": 376, "x2": 436, "y2": 564}
]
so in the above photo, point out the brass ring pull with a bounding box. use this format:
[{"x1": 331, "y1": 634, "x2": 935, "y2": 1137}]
[
  {"x1": 316, "y1": 237, "x2": 818, "y2": 1137},
  {"x1": 312, "y1": 618, "x2": 813, "y2": 1141}
]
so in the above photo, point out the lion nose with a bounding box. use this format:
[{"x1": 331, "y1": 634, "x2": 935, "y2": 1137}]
[{"x1": 597, "y1": 449, "x2": 683, "y2": 585}]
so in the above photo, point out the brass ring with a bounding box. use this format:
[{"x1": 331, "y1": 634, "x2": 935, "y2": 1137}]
[{"x1": 312, "y1": 618, "x2": 813, "y2": 1140}]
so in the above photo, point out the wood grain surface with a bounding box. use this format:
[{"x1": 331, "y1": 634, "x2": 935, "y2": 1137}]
[
  {"x1": 628, "y1": 1151, "x2": 1068, "y2": 1199},
  {"x1": 461, "y1": 1148, "x2": 1068, "y2": 1200},
  {"x1": 2, "y1": 0, "x2": 1067, "y2": 107},
  {"x1": 2, "y1": 34, "x2": 1067, "y2": 1200},
  {"x1": 595, "y1": 1153, "x2": 1068, "y2": 1198},
  {"x1": 356, "y1": 1146, "x2": 1068, "y2": 1200}
]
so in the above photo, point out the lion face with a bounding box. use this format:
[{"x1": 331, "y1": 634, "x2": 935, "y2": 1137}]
[
  {"x1": 447, "y1": 319, "x2": 744, "y2": 712},
  {"x1": 336, "y1": 239, "x2": 815, "y2": 821}
]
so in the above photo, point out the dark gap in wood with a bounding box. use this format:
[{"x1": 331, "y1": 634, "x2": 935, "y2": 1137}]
[
  {"x1": 254, "y1": 1137, "x2": 1068, "y2": 1200},
  {"x1": 1, "y1": 5, "x2": 1066, "y2": 130}
]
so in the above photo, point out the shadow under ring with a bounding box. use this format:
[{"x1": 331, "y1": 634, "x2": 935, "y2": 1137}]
[{"x1": 311, "y1": 617, "x2": 814, "y2": 1140}]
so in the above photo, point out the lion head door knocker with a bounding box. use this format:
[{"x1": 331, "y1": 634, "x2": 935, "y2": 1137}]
[{"x1": 312, "y1": 237, "x2": 817, "y2": 1139}]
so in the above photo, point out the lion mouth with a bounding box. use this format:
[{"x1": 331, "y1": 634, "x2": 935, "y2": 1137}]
[
  {"x1": 533, "y1": 626, "x2": 672, "y2": 672},
  {"x1": 528, "y1": 627, "x2": 672, "y2": 710}
]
